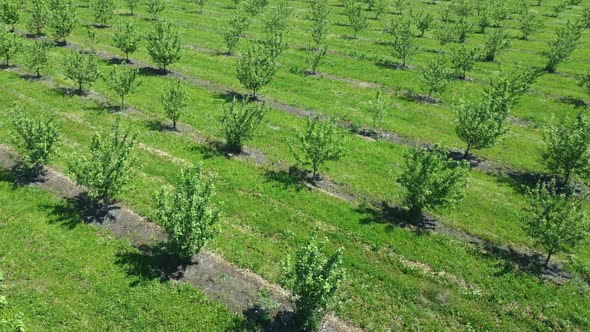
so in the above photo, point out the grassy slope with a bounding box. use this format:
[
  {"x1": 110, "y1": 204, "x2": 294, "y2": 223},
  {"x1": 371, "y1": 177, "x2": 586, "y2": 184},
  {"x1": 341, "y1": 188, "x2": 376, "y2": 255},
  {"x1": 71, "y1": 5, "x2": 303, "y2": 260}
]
[
  {"x1": 1, "y1": 70, "x2": 589, "y2": 330},
  {"x1": 0, "y1": 0, "x2": 589, "y2": 330},
  {"x1": 0, "y1": 171, "x2": 240, "y2": 331}
]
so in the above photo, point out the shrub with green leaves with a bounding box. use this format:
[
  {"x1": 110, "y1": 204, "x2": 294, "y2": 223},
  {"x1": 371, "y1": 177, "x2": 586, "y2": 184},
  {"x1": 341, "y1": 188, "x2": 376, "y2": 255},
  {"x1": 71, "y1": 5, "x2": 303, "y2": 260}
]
[
  {"x1": 449, "y1": 45, "x2": 477, "y2": 79},
  {"x1": 421, "y1": 54, "x2": 449, "y2": 99},
  {"x1": 146, "y1": 21, "x2": 181, "y2": 71},
  {"x1": 221, "y1": 11, "x2": 249, "y2": 55},
  {"x1": 281, "y1": 234, "x2": 344, "y2": 331},
  {"x1": 90, "y1": 0, "x2": 116, "y2": 27},
  {"x1": 125, "y1": 0, "x2": 139, "y2": 15},
  {"x1": 482, "y1": 28, "x2": 511, "y2": 62},
  {"x1": 522, "y1": 180, "x2": 590, "y2": 267},
  {"x1": 306, "y1": 44, "x2": 327, "y2": 75},
  {"x1": 69, "y1": 118, "x2": 138, "y2": 204},
  {"x1": 385, "y1": 16, "x2": 417, "y2": 68},
  {"x1": 25, "y1": 39, "x2": 51, "y2": 78},
  {"x1": 104, "y1": 65, "x2": 141, "y2": 110},
  {"x1": 161, "y1": 78, "x2": 187, "y2": 130},
  {"x1": 155, "y1": 164, "x2": 221, "y2": 263},
  {"x1": 236, "y1": 41, "x2": 279, "y2": 98},
  {"x1": 543, "y1": 112, "x2": 590, "y2": 187},
  {"x1": 27, "y1": 0, "x2": 48, "y2": 36},
  {"x1": 220, "y1": 98, "x2": 266, "y2": 154},
  {"x1": 9, "y1": 105, "x2": 60, "y2": 175},
  {"x1": 517, "y1": 9, "x2": 543, "y2": 40},
  {"x1": 543, "y1": 20, "x2": 584, "y2": 73},
  {"x1": 62, "y1": 50, "x2": 100, "y2": 93},
  {"x1": 146, "y1": 0, "x2": 166, "y2": 19},
  {"x1": 113, "y1": 20, "x2": 142, "y2": 62},
  {"x1": 455, "y1": 98, "x2": 508, "y2": 158},
  {"x1": 292, "y1": 117, "x2": 345, "y2": 181},
  {"x1": 47, "y1": 0, "x2": 76, "y2": 44},
  {"x1": 309, "y1": 0, "x2": 330, "y2": 45},
  {"x1": 343, "y1": 0, "x2": 367, "y2": 39},
  {"x1": 397, "y1": 144, "x2": 470, "y2": 217},
  {"x1": 412, "y1": 10, "x2": 433, "y2": 37},
  {"x1": 244, "y1": 0, "x2": 268, "y2": 16},
  {"x1": 367, "y1": 89, "x2": 385, "y2": 131},
  {"x1": 0, "y1": 0, "x2": 20, "y2": 31},
  {"x1": 0, "y1": 25, "x2": 20, "y2": 67}
]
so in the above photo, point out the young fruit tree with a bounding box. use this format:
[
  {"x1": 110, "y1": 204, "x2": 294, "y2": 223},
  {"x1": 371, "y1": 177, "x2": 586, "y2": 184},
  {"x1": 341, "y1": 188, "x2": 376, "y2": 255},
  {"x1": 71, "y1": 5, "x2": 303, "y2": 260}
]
[
  {"x1": 236, "y1": 41, "x2": 279, "y2": 99},
  {"x1": 146, "y1": 21, "x2": 181, "y2": 71},
  {"x1": 385, "y1": 16, "x2": 417, "y2": 68},
  {"x1": 367, "y1": 89, "x2": 385, "y2": 131},
  {"x1": 9, "y1": 105, "x2": 60, "y2": 176},
  {"x1": 517, "y1": 9, "x2": 543, "y2": 40},
  {"x1": 521, "y1": 180, "x2": 590, "y2": 267},
  {"x1": 69, "y1": 118, "x2": 138, "y2": 204},
  {"x1": 244, "y1": 0, "x2": 268, "y2": 16},
  {"x1": 62, "y1": 50, "x2": 100, "y2": 94},
  {"x1": 543, "y1": 20, "x2": 584, "y2": 73},
  {"x1": 221, "y1": 11, "x2": 249, "y2": 55},
  {"x1": 104, "y1": 65, "x2": 141, "y2": 110},
  {"x1": 309, "y1": 0, "x2": 330, "y2": 45},
  {"x1": 47, "y1": 0, "x2": 77, "y2": 45},
  {"x1": 0, "y1": 0, "x2": 21, "y2": 31},
  {"x1": 412, "y1": 10, "x2": 433, "y2": 37},
  {"x1": 25, "y1": 39, "x2": 51, "y2": 78},
  {"x1": 543, "y1": 112, "x2": 590, "y2": 188},
  {"x1": 27, "y1": 0, "x2": 48, "y2": 36},
  {"x1": 421, "y1": 54, "x2": 449, "y2": 100},
  {"x1": 220, "y1": 98, "x2": 266, "y2": 154},
  {"x1": 113, "y1": 20, "x2": 142, "y2": 62},
  {"x1": 125, "y1": 0, "x2": 139, "y2": 15},
  {"x1": 281, "y1": 234, "x2": 344, "y2": 331},
  {"x1": 0, "y1": 25, "x2": 20, "y2": 67},
  {"x1": 292, "y1": 117, "x2": 345, "y2": 181},
  {"x1": 155, "y1": 164, "x2": 221, "y2": 263},
  {"x1": 343, "y1": 0, "x2": 367, "y2": 39},
  {"x1": 261, "y1": 1, "x2": 292, "y2": 58},
  {"x1": 146, "y1": 0, "x2": 166, "y2": 19},
  {"x1": 397, "y1": 144, "x2": 470, "y2": 218},
  {"x1": 90, "y1": 0, "x2": 116, "y2": 28},
  {"x1": 454, "y1": 98, "x2": 508, "y2": 159},
  {"x1": 450, "y1": 45, "x2": 477, "y2": 79},
  {"x1": 189, "y1": 0, "x2": 207, "y2": 13},
  {"x1": 482, "y1": 28, "x2": 511, "y2": 62},
  {"x1": 161, "y1": 79, "x2": 187, "y2": 130},
  {"x1": 577, "y1": 68, "x2": 590, "y2": 98}
]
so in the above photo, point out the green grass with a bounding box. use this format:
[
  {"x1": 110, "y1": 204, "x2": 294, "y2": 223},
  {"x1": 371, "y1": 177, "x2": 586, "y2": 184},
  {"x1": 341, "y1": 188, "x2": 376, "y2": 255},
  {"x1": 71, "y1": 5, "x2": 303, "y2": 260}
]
[
  {"x1": 1, "y1": 0, "x2": 590, "y2": 330},
  {"x1": 0, "y1": 171, "x2": 240, "y2": 331}
]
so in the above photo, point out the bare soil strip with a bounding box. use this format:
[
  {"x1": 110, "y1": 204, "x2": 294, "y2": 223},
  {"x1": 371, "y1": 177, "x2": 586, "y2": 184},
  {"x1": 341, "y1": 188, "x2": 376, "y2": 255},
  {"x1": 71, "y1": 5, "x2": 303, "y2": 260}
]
[{"x1": 0, "y1": 145, "x2": 360, "y2": 332}]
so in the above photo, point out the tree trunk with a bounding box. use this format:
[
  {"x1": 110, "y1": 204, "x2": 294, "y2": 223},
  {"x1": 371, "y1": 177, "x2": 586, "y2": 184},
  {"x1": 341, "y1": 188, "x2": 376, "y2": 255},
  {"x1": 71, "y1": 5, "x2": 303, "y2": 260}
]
[
  {"x1": 463, "y1": 144, "x2": 471, "y2": 159},
  {"x1": 36, "y1": 68, "x2": 41, "y2": 78},
  {"x1": 121, "y1": 96, "x2": 125, "y2": 110},
  {"x1": 544, "y1": 250, "x2": 553, "y2": 268}
]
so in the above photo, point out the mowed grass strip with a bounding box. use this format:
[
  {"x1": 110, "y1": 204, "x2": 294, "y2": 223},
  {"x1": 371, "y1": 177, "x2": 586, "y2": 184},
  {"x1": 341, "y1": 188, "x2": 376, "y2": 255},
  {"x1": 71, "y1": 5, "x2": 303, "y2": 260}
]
[{"x1": 1, "y1": 70, "x2": 589, "y2": 330}]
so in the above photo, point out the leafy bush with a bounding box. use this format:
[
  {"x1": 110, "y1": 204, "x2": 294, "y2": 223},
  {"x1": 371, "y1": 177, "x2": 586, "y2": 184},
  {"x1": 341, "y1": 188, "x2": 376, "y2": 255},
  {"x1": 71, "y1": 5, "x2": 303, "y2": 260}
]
[
  {"x1": 543, "y1": 112, "x2": 590, "y2": 187},
  {"x1": 113, "y1": 20, "x2": 142, "y2": 62},
  {"x1": 47, "y1": 0, "x2": 77, "y2": 44},
  {"x1": 522, "y1": 180, "x2": 590, "y2": 267},
  {"x1": 104, "y1": 64, "x2": 141, "y2": 110},
  {"x1": 161, "y1": 78, "x2": 187, "y2": 130},
  {"x1": 69, "y1": 118, "x2": 138, "y2": 204},
  {"x1": 146, "y1": 21, "x2": 181, "y2": 71},
  {"x1": 9, "y1": 105, "x2": 60, "y2": 175},
  {"x1": 421, "y1": 54, "x2": 449, "y2": 99},
  {"x1": 220, "y1": 98, "x2": 266, "y2": 154},
  {"x1": 282, "y1": 234, "x2": 344, "y2": 331},
  {"x1": 236, "y1": 41, "x2": 279, "y2": 98},
  {"x1": 25, "y1": 39, "x2": 51, "y2": 78},
  {"x1": 155, "y1": 164, "x2": 221, "y2": 263},
  {"x1": 397, "y1": 144, "x2": 470, "y2": 217},
  {"x1": 27, "y1": 0, "x2": 48, "y2": 36},
  {"x1": 0, "y1": 25, "x2": 20, "y2": 67},
  {"x1": 90, "y1": 0, "x2": 116, "y2": 27},
  {"x1": 62, "y1": 50, "x2": 100, "y2": 93},
  {"x1": 292, "y1": 117, "x2": 345, "y2": 181},
  {"x1": 543, "y1": 20, "x2": 584, "y2": 73}
]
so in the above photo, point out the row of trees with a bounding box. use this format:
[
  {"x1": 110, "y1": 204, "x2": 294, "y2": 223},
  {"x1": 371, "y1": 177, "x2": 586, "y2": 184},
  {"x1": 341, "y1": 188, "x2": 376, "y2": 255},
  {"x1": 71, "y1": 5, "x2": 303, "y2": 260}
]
[{"x1": 7, "y1": 108, "x2": 344, "y2": 331}]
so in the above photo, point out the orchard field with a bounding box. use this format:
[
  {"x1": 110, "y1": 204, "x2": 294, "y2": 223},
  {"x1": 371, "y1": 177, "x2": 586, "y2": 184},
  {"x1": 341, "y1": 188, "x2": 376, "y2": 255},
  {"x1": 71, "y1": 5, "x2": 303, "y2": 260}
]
[{"x1": 1, "y1": 0, "x2": 590, "y2": 330}]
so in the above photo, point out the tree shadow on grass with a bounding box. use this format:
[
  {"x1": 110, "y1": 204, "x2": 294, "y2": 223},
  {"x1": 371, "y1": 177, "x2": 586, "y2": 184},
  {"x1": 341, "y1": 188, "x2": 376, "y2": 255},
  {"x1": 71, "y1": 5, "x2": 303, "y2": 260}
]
[
  {"x1": 495, "y1": 170, "x2": 554, "y2": 195},
  {"x1": 46, "y1": 192, "x2": 122, "y2": 229},
  {"x1": 138, "y1": 66, "x2": 168, "y2": 77},
  {"x1": 214, "y1": 90, "x2": 248, "y2": 104},
  {"x1": 355, "y1": 201, "x2": 434, "y2": 234},
  {"x1": 115, "y1": 243, "x2": 183, "y2": 286},
  {"x1": 232, "y1": 307, "x2": 295, "y2": 332},
  {"x1": 263, "y1": 166, "x2": 307, "y2": 191},
  {"x1": 557, "y1": 96, "x2": 588, "y2": 108}
]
